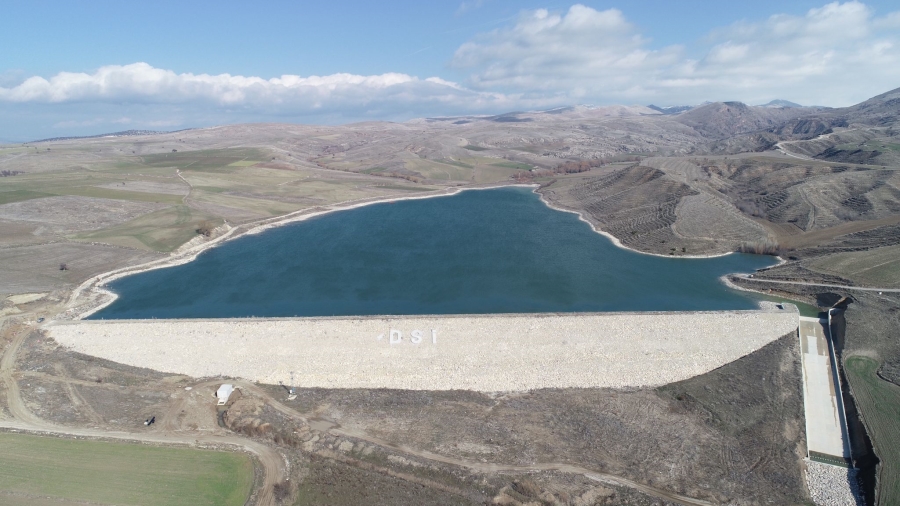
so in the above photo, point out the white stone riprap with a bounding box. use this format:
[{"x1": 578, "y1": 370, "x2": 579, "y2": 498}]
[
  {"x1": 48, "y1": 310, "x2": 798, "y2": 391},
  {"x1": 805, "y1": 460, "x2": 863, "y2": 506}
]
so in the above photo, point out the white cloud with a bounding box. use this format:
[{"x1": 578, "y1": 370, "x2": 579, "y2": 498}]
[
  {"x1": 452, "y1": 1, "x2": 900, "y2": 106},
  {"x1": 0, "y1": 64, "x2": 540, "y2": 140},
  {"x1": 0, "y1": 63, "x2": 504, "y2": 112},
  {"x1": 451, "y1": 5, "x2": 680, "y2": 99},
  {"x1": 1, "y1": 1, "x2": 898, "y2": 141},
  {"x1": 456, "y1": 0, "x2": 488, "y2": 16}
]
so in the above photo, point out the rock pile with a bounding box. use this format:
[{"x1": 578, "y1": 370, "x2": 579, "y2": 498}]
[{"x1": 805, "y1": 460, "x2": 863, "y2": 506}]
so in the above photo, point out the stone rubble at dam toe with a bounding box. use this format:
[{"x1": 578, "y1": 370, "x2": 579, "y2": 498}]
[
  {"x1": 805, "y1": 460, "x2": 863, "y2": 506},
  {"x1": 48, "y1": 309, "x2": 799, "y2": 392}
]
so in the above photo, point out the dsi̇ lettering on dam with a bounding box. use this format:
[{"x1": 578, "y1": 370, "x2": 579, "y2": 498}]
[{"x1": 377, "y1": 329, "x2": 437, "y2": 344}]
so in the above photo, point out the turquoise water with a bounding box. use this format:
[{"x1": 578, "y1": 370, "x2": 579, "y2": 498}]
[{"x1": 90, "y1": 187, "x2": 778, "y2": 319}]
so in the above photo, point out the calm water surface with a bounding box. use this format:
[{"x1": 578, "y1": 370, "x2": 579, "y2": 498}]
[{"x1": 91, "y1": 187, "x2": 778, "y2": 319}]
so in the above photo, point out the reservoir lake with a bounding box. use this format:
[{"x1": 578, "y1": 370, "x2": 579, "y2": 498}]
[{"x1": 90, "y1": 187, "x2": 779, "y2": 319}]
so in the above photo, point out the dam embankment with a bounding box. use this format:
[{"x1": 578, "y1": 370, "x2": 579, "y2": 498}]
[{"x1": 49, "y1": 308, "x2": 798, "y2": 391}]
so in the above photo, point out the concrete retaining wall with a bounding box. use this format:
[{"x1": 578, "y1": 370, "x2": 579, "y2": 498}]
[{"x1": 48, "y1": 310, "x2": 798, "y2": 391}]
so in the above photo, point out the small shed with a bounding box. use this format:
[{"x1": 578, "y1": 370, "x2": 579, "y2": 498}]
[{"x1": 216, "y1": 384, "x2": 235, "y2": 406}]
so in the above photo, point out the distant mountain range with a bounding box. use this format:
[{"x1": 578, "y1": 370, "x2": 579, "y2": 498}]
[
  {"x1": 647, "y1": 99, "x2": 807, "y2": 116},
  {"x1": 23, "y1": 87, "x2": 900, "y2": 149},
  {"x1": 757, "y1": 99, "x2": 805, "y2": 108},
  {"x1": 647, "y1": 104, "x2": 694, "y2": 115}
]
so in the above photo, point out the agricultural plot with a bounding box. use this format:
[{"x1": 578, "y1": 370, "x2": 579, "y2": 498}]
[
  {"x1": 473, "y1": 163, "x2": 525, "y2": 184},
  {"x1": 310, "y1": 156, "x2": 373, "y2": 172},
  {"x1": 844, "y1": 356, "x2": 900, "y2": 505},
  {"x1": 807, "y1": 244, "x2": 900, "y2": 287},
  {"x1": 142, "y1": 148, "x2": 267, "y2": 171},
  {"x1": 0, "y1": 433, "x2": 253, "y2": 506},
  {"x1": 94, "y1": 181, "x2": 190, "y2": 195},
  {"x1": 0, "y1": 190, "x2": 56, "y2": 205},
  {"x1": 0, "y1": 242, "x2": 161, "y2": 295},
  {"x1": 404, "y1": 158, "x2": 473, "y2": 181},
  {"x1": 0, "y1": 167, "x2": 181, "y2": 206},
  {"x1": 0, "y1": 196, "x2": 166, "y2": 234},
  {"x1": 73, "y1": 205, "x2": 219, "y2": 252},
  {"x1": 0, "y1": 140, "x2": 438, "y2": 262},
  {"x1": 470, "y1": 157, "x2": 534, "y2": 183}
]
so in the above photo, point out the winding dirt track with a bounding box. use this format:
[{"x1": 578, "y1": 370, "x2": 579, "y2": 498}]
[
  {"x1": 0, "y1": 315, "x2": 284, "y2": 506},
  {"x1": 227, "y1": 379, "x2": 716, "y2": 506},
  {"x1": 735, "y1": 275, "x2": 900, "y2": 293},
  {"x1": 1, "y1": 314, "x2": 717, "y2": 506}
]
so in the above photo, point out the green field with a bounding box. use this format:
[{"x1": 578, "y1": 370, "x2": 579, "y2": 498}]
[
  {"x1": 74, "y1": 205, "x2": 220, "y2": 252},
  {"x1": 0, "y1": 190, "x2": 55, "y2": 205},
  {"x1": 0, "y1": 433, "x2": 253, "y2": 506},
  {"x1": 844, "y1": 355, "x2": 900, "y2": 505},
  {"x1": 437, "y1": 158, "x2": 473, "y2": 169},
  {"x1": 472, "y1": 158, "x2": 531, "y2": 184},
  {"x1": 834, "y1": 142, "x2": 900, "y2": 153},
  {"x1": 489, "y1": 161, "x2": 533, "y2": 170},
  {"x1": 142, "y1": 148, "x2": 268, "y2": 171},
  {"x1": 404, "y1": 159, "x2": 472, "y2": 181},
  {"x1": 1, "y1": 144, "x2": 424, "y2": 253},
  {"x1": 807, "y1": 244, "x2": 900, "y2": 288}
]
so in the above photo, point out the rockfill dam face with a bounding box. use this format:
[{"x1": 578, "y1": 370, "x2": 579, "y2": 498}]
[{"x1": 49, "y1": 308, "x2": 799, "y2": 392}]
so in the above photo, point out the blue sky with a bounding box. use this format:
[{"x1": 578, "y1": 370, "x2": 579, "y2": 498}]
[{"x1": 1, "y1": 0, "x2": 899, "y2": 141}]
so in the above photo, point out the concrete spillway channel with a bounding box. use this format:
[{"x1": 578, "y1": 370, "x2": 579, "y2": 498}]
[
  {"x1": 799, "y1": 316, "x2": 852, "y2": 464},
  {"x1": 799, "y1": 316, "x2": 862, "y2": 505}
]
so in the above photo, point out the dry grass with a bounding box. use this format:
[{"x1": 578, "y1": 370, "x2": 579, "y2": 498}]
[
  {"x1": 844, "y1": 355, "x2": 900, "y2": 505},
  {"x1": 807, "y1": 244, "x2": 900, "y2": 287}
]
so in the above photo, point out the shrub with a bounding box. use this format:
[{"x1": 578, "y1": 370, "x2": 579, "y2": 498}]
[
  {"x1": 196, "y1": 221, "x2": 215, "y2": 237},
  {"x1": 737, "y1": 240, "x2": 782, "y2": 256}
]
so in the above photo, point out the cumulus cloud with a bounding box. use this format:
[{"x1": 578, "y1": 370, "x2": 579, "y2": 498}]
[
  {"x1": 1, "y1": 1, "x2": 898, "y2": 141},
  {"x1": 452, "y1": 5, "x2": 681, "y2": 100},
  {"x1": 0, "y1": 64, "x2": 540, "y2": 140},
  {"x1": 0, "y1": 62, "x2": 521, "y2": 114},
  {"x1": 452, "y1": 1, "x2": 900, "y2": 106}
]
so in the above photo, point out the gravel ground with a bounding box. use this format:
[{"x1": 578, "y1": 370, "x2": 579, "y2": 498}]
[
  {"x1": 47, "y1": 309, "x2": 797, "y2": 391},
  {"x1": 805, "y1": 460, "x2": 864, "y2": 506}
]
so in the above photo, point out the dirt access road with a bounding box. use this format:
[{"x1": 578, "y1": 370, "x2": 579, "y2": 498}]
[
  {"x1": 0, "y1": 314, "x2": 285, "y2": 506},
  {"x1": 2, "y1": 312, "x2": 719, "y2": 506},
  {"x1": 734, "y1": 274, "x2": 900, "y2": 293}
]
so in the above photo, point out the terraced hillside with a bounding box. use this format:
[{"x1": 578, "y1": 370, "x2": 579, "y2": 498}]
[
  {"x1": 540, "y1": 165, "x2": 726, "y2": 255},
  {"x1": 2, "y1": 85, "x2": 900, "y2": 505}
]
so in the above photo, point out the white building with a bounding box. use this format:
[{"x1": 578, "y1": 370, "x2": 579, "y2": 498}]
[{"x1": 216, "y1": 384, "x2": 235, "y2": 406}]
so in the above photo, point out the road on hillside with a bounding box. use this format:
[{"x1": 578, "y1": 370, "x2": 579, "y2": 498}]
[
  {"x1": 735, "y1": 275, "x2": 900, "y2": 293},
  {"x1": 0, "y1": 314, "x2": 284, "y2": 506}
]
